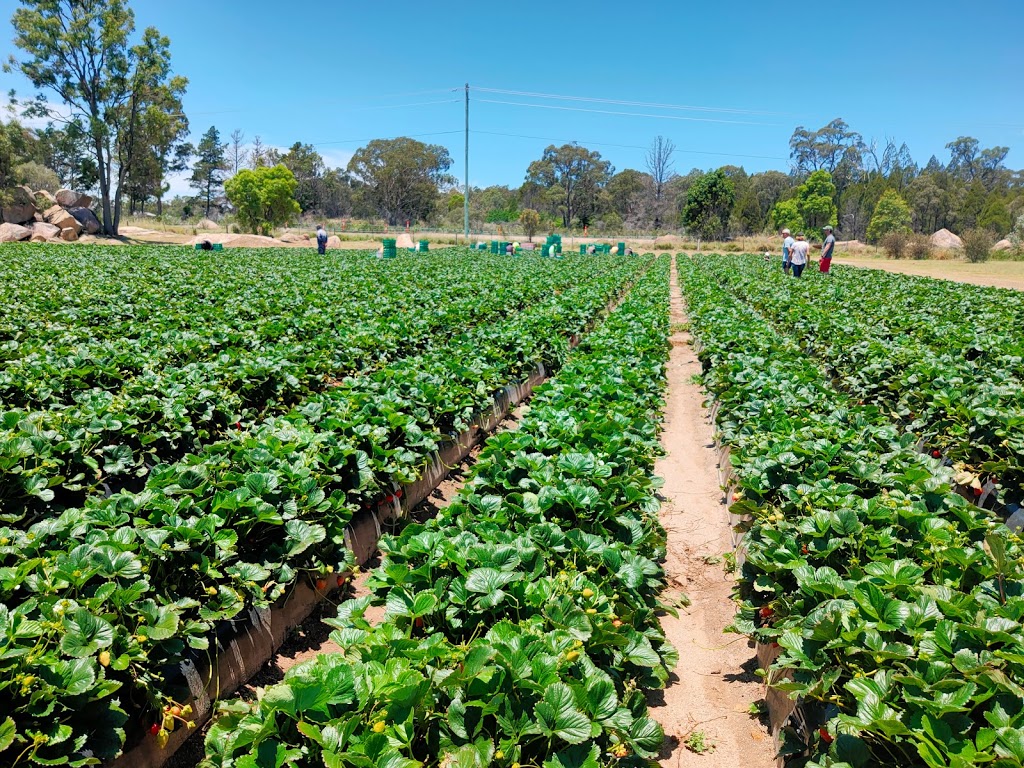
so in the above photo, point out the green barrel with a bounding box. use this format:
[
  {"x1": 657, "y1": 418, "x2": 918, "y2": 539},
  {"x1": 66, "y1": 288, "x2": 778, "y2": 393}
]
[
  {"x1": 490, "y1": 240, "x2": 499, "y2": 254},
  {"x1": 418, "y1": 240, "x2": 429, "y2": 252},
  {"x1": 617, "y1": 242, "x2": 625, "y2": 255},
  {"x1": 579, "y1": 244, "x2": 587, "y2": 254}
]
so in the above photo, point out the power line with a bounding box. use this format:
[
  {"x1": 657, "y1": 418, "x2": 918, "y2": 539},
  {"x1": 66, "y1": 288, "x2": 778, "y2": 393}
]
[
  {"x1": 311, "y1": 129, "x2": 463, "y2": 147},
  {"x1": 474, "y1": 86, "x2": 784, "y2": 117},
  {"x1": 471, "y1": 130, "x2": 787, "y2": 161},
  {"x1": 476, "y1": 99, "x2": 778, "y2": 127}
]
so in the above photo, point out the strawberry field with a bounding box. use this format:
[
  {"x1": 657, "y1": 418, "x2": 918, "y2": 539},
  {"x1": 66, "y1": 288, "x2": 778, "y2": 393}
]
[
  {"x1": 683, "y1": 255, "x2": 1024, "y2": 767},
  {"x1": 0, "y1": 245, "x2": 668, "y2": 766},
  {"x1": 8, "y1": 245, "x2": 1024, "y2": 768}
]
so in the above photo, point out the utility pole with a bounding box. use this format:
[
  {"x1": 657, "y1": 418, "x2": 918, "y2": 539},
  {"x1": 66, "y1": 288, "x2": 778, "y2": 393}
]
[{"x1": 464, "y1": 83, "x2": 470, "y2": 241}]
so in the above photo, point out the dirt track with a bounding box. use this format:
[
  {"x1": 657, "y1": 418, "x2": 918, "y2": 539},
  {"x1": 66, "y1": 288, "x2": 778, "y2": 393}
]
[{"x1": 648, "y1": 257, "x2": 775, "y2": 766}]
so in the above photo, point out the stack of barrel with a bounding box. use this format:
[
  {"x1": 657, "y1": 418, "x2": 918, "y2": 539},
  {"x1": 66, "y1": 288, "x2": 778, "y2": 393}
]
[{"x1": 382, "y1": 238, "x2": 397, "y2": 258}]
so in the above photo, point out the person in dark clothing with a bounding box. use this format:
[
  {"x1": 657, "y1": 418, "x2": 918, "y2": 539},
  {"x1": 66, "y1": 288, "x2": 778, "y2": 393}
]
[
  {"x1": 200, "y1": 239, "x2": 213, "y2": 251},
  {"x1": 316, "y1": 225, "x2": 328, "y2": 255}
]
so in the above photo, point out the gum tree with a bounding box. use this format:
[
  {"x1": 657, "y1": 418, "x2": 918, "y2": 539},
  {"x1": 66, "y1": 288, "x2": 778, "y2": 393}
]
[{"x1": 10, "y1": 0, "x2": 187, "y2": 234}]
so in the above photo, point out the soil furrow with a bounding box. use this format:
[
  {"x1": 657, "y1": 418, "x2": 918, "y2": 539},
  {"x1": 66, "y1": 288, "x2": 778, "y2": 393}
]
[{"x1": 649, "y1": 256, "x2": 775, "y2": 766}]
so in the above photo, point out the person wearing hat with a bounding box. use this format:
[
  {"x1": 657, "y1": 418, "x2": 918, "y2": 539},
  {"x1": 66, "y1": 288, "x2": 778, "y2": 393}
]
[
  {"x1": 781, "y1": 228, "x2": 795, "y2": 275},
  {"x1": 820, "y1": 225, "x2": 836, "y2": 274}
]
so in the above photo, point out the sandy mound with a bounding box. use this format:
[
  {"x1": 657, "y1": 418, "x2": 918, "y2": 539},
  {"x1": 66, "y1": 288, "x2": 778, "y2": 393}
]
[
  {"x1": 326, "y1": 235, "x2": 342, "y2": 249},
  {"x1": 189, "y1": 233, "x2": 285, "y2": 248},
  {"x1": 653, "y1": 235, "x2": 680, "y2": 246},
  {"x1": 930, "y1": 228, "x2": 963, "y2": 249},
  {"x1": 993, "y1": 238, "x2": 1014, "y2": 251},
  {"x1": 119, "y1": 225, "x2": 160, "y2": 236},
  {"x1": 395, "y1": 233, "x2": 415, "y2": 248},
  {"x1": 197, "y1": 218, "x2": 219, "y2": 230}
]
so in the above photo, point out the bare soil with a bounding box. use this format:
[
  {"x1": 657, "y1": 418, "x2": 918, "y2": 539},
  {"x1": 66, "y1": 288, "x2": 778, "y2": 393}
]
[{"x1": 648, "y1": 257, "x2": 776, "y2": 766}]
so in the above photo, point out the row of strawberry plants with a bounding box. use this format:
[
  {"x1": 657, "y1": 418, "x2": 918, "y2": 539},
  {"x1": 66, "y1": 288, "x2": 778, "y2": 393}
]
[
  {"x1": 0, "y1": 257, "x2": 648, "y2": 766},
  {"x1": 679, "y1": 256, "x2": 1024, "y2": 767},
  {"x1": 2, "y1": 248, "x2": 624, "y2": 524},
  {"x1": 199, "y1": 256, "x2": 674, "y2": 768},
  {"x1": 700, "y1": 256, "x2": 1024, "y2": 511}
]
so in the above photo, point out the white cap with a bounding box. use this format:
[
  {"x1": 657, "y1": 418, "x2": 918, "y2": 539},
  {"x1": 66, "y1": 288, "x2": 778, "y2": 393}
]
[{"x1": 781, "y1": 229, "x2": 791, "y2": 235}]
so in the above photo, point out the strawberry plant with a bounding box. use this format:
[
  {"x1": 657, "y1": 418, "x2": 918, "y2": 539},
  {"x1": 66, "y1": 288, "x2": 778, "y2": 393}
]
[
  {"x1": 0, "y1": 247, "x2": 652, "y2": 765},
  {"x1": 681, "y1": 256, "x2": 1024, "y2": 768},
  {"x1": 201, "y1": 257, "x2": 675, "y2": 767}
]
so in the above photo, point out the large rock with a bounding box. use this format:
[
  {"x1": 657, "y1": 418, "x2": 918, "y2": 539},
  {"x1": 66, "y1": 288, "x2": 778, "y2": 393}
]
[
  {"x1": 0, "y1": 222, "x2": 32, "y2": 242},
  {"x1": 29, "y1": 222, "x2": 61, "y2": 240},
  {"x1": 43, "y1": 205, "x2": 82, "y2": 234},
  {"x1": 59, "y1": 227, "x2": 79, "y2": 242},
  {"x1": 396, "y1": 233, "x2": 414, "y2": 249},
  {"x1": 12, "y1": 185, "x2": 35, "y2": 205},
  {"x1": 77, "y1": 194, "x2": 93, "y2": 209},
  {"x1": 34, "y1": 190, "x2": 57, "y2": 208},
  {"x1": 55, "y1": 189, "x2": 84, "y2": 208},
  {"x1": 2, "y1": 204, "x2": 37, "y2": 224},
  {"x1": 278, "y1": 232, "x2": 310, "y2": 244},
  {"x1": 993, "y1": 238, "x2": 1014, "y2": 251},
  {"x1": 930, "y1": 228, "x2": 963, "y2": 249},
  {"x1": 197, "y1": 218, "x2": 219, "y2": 230},
  {"x1": 325, "y1": 235, "x2": 342, "y2": 249},
  {"x1": 69, "y1": 207, "x2": 102, "y2": 235}
]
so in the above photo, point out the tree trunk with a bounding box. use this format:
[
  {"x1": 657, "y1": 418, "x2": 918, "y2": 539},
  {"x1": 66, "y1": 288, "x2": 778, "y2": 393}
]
[{"x1": 94, "y1": 134, "x2": 114, "y2": 235}]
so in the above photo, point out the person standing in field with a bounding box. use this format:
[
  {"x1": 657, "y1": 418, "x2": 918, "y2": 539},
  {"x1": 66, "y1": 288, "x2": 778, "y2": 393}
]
[
  {"x1": 316, "y1": 224, "x2": 328, "y2": 255},
  {"x1": 790, "y1": 233, "x2": 810, "y2": 277},
  {"x1": 781, "y1": 228, "x2": 795, "y2": 274},
  {"x1": 820, "y1": 225, "x2": 836, "y2": 274}
]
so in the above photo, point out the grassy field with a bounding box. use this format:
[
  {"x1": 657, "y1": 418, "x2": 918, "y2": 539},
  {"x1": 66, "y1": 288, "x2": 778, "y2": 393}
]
[{"x1": 839, "y1": 254, "x2": 1024, "y2": 290}]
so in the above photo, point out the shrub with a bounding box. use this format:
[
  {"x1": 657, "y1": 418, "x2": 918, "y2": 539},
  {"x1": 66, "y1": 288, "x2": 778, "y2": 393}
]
[
  {"x1": 867, "y1": 190, "x2": 913, "y2": 243},
  {"x1": 962, "y1": 228, "x2": 994, "y2": 263},
  {"x1": 882, "y1": 231, "x2": 911, "y2": 259},
  {"x1": 907, "y1": 234, "x2": 932, "y2": 260}
]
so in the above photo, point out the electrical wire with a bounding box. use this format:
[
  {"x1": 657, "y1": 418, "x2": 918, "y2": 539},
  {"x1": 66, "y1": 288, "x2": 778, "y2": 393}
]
[
  {"x1": 476, "y1": 99, "x2": 777, "y2": 127},
  {"x1": 312, "y1": 129, "x2": 463, "y2": 147},
  {"x1": 473, "y1": 86, "x2": 784, "y2": 117},
  {"x1": 471, "y1": 130, "x2": 787, "y2": 161}
]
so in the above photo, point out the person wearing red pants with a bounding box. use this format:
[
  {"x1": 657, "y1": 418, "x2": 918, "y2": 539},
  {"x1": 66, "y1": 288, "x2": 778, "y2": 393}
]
[{"x1": 820, "y1": 225, "x2": 836, "y2": 274}]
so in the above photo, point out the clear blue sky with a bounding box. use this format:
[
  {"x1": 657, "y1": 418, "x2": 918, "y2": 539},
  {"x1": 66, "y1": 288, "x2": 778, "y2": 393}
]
[{"x1": 2, "y1": 0, "x2": 1023, "y2": 193}]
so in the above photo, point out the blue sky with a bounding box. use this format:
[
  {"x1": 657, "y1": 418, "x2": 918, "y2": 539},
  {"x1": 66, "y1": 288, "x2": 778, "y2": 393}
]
[{"x1": 2, "y1": 0, "x2": 1023, "y2": 195}]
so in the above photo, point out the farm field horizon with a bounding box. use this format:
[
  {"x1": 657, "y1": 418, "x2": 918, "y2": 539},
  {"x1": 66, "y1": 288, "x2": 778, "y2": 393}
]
[{"x1": 1, "y1": 245, "x2": 1024, "y2": 768}]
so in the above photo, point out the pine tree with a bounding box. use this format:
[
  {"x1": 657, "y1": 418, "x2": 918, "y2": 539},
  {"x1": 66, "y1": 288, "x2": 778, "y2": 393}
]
[{"x1": 189, "y1": 126, "x2": 228, "y2": 216}]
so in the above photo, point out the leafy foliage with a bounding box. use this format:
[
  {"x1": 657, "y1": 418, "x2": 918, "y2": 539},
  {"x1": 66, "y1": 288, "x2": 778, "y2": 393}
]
[
  {"x1": 526, "y1": 144, "x2": 614, "y2": 228},
  {"x1": 224, "y1": 164, "x2": 301, "y2": 234},
  {"x1": 0, "y1": 247, "x2": 649, "y2": 765},
  {"x1": 867, "y1": 189, "x2": 913, "y2": 243},
  {"x1": 683, "y1": 254, "x2": 1024, "y2": 768},
  {"x1": 347, "y1": 137, "x2": 454, "y2": 225},
  {"x1": 682, "y1": 169, "x2": 735, "y2": 240},
  {"x1": 202, "y1": 258, "x2": 675, "y2": 768}
]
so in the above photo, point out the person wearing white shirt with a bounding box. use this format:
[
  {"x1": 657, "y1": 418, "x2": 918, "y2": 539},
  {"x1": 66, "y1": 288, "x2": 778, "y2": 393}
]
[
  {"x1": 790, "y1": 234, "x2": 810, "y2": 277},
  {"x1": 781, "y1": 228, "x2": 795, "y2": 274}
]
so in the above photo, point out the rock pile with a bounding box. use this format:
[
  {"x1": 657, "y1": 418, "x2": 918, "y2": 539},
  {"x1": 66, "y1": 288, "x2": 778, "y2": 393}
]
[{"x1": 0, "y1": 186, "x2": 101, "y2": 242}]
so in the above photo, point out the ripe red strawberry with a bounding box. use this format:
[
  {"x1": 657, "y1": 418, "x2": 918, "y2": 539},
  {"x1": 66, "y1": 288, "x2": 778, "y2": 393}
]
[
  {"x1": 819, "y1": 727, "x2": 833, "y2": 743},
  {"x1": 931, "y1": 450, "x2": 941, "y2": 458},
  {"x1": 973, "y1": 486, "x2": 984, "y2": 497},
  {"x1": 759, "y1": 606, "x2": 774, "y2": 619},
  {"x1": 150, "y1": 723, "x2": 161, "y2": 736}
]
